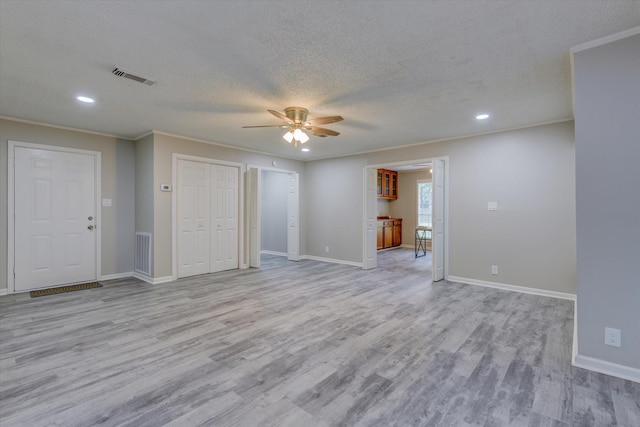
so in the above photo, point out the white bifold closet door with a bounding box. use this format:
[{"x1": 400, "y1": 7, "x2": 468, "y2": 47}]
[{"x1": 178, "y1": 160, "x2": 238, "y2": 278}]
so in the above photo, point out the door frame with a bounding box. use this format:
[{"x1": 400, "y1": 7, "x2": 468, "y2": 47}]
[
  {"x1": 7, "y1": 140, "x2": 102, "y2": 294},
  {"x1": 246, "y1": 164, "x2": 301, "y2": 266},
  {"x1": 362, "y1": 156, "x2": 449, "y2": 282},
  {"x1": 172, "y1": 153, "x2": 244, "y2": 280}
]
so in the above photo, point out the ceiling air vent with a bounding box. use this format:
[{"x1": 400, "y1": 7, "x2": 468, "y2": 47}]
[{"x1": 111, "y1": 67, "x2": 155, "y2": 86}]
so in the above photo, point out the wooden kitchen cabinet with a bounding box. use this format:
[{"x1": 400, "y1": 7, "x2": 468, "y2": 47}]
[
  {"x1": 393, "y1": 219, "x2": 402, "y2": 246},
  {"x1": 377, "y1": 169, "x2": 398, "y2": 200},
  {"x1": 377, "y1": 218, "x2": 402, "y2": 249}
]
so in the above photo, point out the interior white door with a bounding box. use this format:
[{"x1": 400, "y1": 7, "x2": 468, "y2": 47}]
[
  {"x1": 211, "y1": 165, "x2": 239, "y2": 272},
  {"x1": 14, "y1": 147, "x2": 96, "y2": 291},
  {"x1": 287, "y1": 173, "x2": 299, "y2": 261},
  {"x1": 177, "y1": 160, "x2": 211, "y2": 278},
  {"x1": 363, "y1": 167, "x2": 377, "y2": 269},
  {"x1": 247, "y1": 168, "x2": 261, "y2": 268},
  {"x1": 432, "y1": 159, "x2": 445, "y2": 281}
]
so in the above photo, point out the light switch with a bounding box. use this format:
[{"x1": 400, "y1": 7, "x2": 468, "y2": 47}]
[
  {"x1": 102, "y1": 198, "x2": 112, "y2": 207},
  {"x1": 488, "y1": 202, "x2": 498, "y2": 211},
  {"x1": 160, "y1": 184, "x2": 172, "y2": 192}
]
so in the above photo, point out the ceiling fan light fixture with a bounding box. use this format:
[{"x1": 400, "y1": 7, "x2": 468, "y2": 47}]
[
  {"x1": 283, "y1": 131, "x2": 294, "y2": 143},
  {"x1": 293, "y1": 128, "x2": 304, "y2": 140},
  {"x1": 298, "y1": 131, "x2": 310, "y2": 143}
]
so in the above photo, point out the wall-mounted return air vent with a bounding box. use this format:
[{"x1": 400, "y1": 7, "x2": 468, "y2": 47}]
[{"x1": 112, "y1": 67, "x2": 155, "y2": 86}]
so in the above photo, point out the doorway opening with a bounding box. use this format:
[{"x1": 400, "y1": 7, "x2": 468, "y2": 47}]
[
  {"x1": 363, "y1": 157, "x2": 448, "y2": 282},
  {"x1": 247, "y1": 166, "x2": 300, "y2": 268}
]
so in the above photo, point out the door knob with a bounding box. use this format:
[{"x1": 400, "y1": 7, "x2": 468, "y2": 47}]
[
  {"x1": 88, "y1": 216, "x2": 93, "y2": 220},
  {"x1": 88, "y1": 225, "x2": 94, "y2": 230}
]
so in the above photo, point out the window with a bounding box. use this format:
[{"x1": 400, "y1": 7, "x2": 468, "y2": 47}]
[{"x1": 417, "y1": 180, "x2": 432, "y2": 227}]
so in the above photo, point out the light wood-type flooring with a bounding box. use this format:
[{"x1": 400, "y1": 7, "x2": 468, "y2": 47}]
[{"x1": 1, "y1": 248, "x2": 638, "y2": 426}]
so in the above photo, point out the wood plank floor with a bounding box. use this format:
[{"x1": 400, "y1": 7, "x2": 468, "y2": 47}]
[{"x1": 1, "y1": 248, "x2": 638, "y2": 426}]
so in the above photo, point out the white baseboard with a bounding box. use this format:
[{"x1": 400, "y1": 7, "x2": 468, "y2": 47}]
[
  {"x1": 447, "y1": 276, "x2": 576, "y2": 301},
  {"x1": 100, "y1": 272, "x2": 133, "y2": 281},
  {"x1": 574, "y1": 354, "x2": 640, "y2": 383},
  {"x1": 261, "y1": 250, "x2": 287, "y2": 257},
  {"x1": 0, "y1": 289, "x2": 7, "y2": 296},
  {"x1": 571, "y1": 299, "x2": 639, "y2": 383},
  {"x1": 132, "y1": 273, "x2": 174, "y2": 285},
  {"x1": 300, "y1": 255, "x2": 362, "y2": 268}
]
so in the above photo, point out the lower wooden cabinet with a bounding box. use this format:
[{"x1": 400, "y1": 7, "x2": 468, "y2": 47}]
[{"x1": 377, "y1": 218, "x2": 402, "y2": 249}]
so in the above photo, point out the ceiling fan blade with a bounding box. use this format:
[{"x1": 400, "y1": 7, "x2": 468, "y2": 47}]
[
  {"x1": 268, "y1": 109, "x2": 294, "y2": 123},
  {"x1": 307, "y1": 126, "x2": 340, "y2": 137},
  {"x1": 306, "y1": 115, "x2": 344, "y2": 126},
  {"x1": 242, "y1": 125, "x2": 289, "y2": 128}
]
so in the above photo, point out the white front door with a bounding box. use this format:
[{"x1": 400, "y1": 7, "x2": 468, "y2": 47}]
[
  {"x1": 14, "y1": 146, "x2": 97, "y2": 291},
  {"x1": 432, "y1": 159, "x2": 445, "y2": 281},
  {"x1": 211, "y1": 165, "x2": 239, "y2": 272},
  {"x1": 287, "y1": 173, "x2": 299, "y2": 261},
  {"x1": 177, "y1": 160, "x2": 211, "y2": 277}
]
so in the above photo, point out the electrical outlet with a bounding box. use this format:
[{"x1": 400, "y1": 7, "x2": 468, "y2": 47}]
[
  {"x1": 491, "y1": 265, "x2": 498, "y2": 275},
  {"x1": 605, "y1": 327, "x2": 621, "y2": 347}
]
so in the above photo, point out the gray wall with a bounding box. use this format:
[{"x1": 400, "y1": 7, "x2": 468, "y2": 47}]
[
  {"x1": 574, "y1": 34, "x2": 640, "y2": 370},
  {"x1": 261, "y1": 170, "x2": 288, "y2": 253},
  {"x1": 305, "y1": 156, "x2": 368, "y2": 261},
  {"x1": 134, "y1": 135, "x2": 154, "y2": 273},
  {"x1": 377, "y1": 199, "x2": 390, "y2": 217},
  {"x1": 305, "y1": 121, "x2": 576, "y2": 294},
  {"x1": 0, "y1": 118, "x2": 136, "y2": 289}
]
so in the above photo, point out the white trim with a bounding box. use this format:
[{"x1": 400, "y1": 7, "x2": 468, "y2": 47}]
[
  {"x1": 132, "y1": 273, "x2": 174, "y2": 285},
  {"x1": 246, "y1": 164, "x2": 301, "y2": 268},
  {"x1": 447, "y1": 276, "x2": 576, "y2": 301},
  {"x1": 572, "y1": 298, "x2": 579, "y2": 365},
  {"x1": 247, "y1": 163, "x2": 298, "y2": 174},
  {"x1": 261, "y1": 250, "x2": 287, "y2": 257},
  {"x1": 100, "y1": 272, "x2": 133, "y2": 281},
  {"x1": 570, "y1": 26, "x2": 640, "y2": 53},
  {"x1": 300, "y1": 255, "x2": 362, "y2": 268},
  {"x1": 7, "y1": 141, "x2": 102, "y2": 294},
  {"x1": 172, "y1": 153, "x2": 245, "y2": 280},
  {"x1": 573, "y1": 354, "x2": 640, "y2": 384},
  {"x1": 363, "y1": 156, "x2": 449, "y2": 280},
  {"x1": 0, "y1": 115, "x2": 132, "y2": 140},
  {"x1": 0, "y1": 289, "x2": 8, "y2": 296}
]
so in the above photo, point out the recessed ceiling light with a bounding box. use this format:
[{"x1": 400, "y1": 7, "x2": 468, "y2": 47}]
[
  {"x1": 301, "y1": 148, "x2": 310, "y2": 152},
  {"x1": 77, "y1": 96, "x2": 95, "y2": 103},
  {"x1": 475, "y1": 113, "x2": 489, "y2": 120}
]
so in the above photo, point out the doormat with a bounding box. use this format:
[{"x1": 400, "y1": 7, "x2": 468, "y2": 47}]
[{"x1": 30, "y1": 282, "x2": 102, "y2": 298}]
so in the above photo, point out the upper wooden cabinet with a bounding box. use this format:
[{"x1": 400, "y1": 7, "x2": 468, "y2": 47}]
[{"x1": 377, "y1": 169, "x2": 398, "y2": 200}]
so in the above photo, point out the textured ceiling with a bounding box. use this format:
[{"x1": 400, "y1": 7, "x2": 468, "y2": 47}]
[{"x1": 1, "y1": 1, "x2": 638, "y2": 160}]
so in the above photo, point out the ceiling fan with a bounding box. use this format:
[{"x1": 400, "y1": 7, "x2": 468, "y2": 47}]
[{"x1": 243, "y1": 107, "x2": 343, "y2": 146}]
